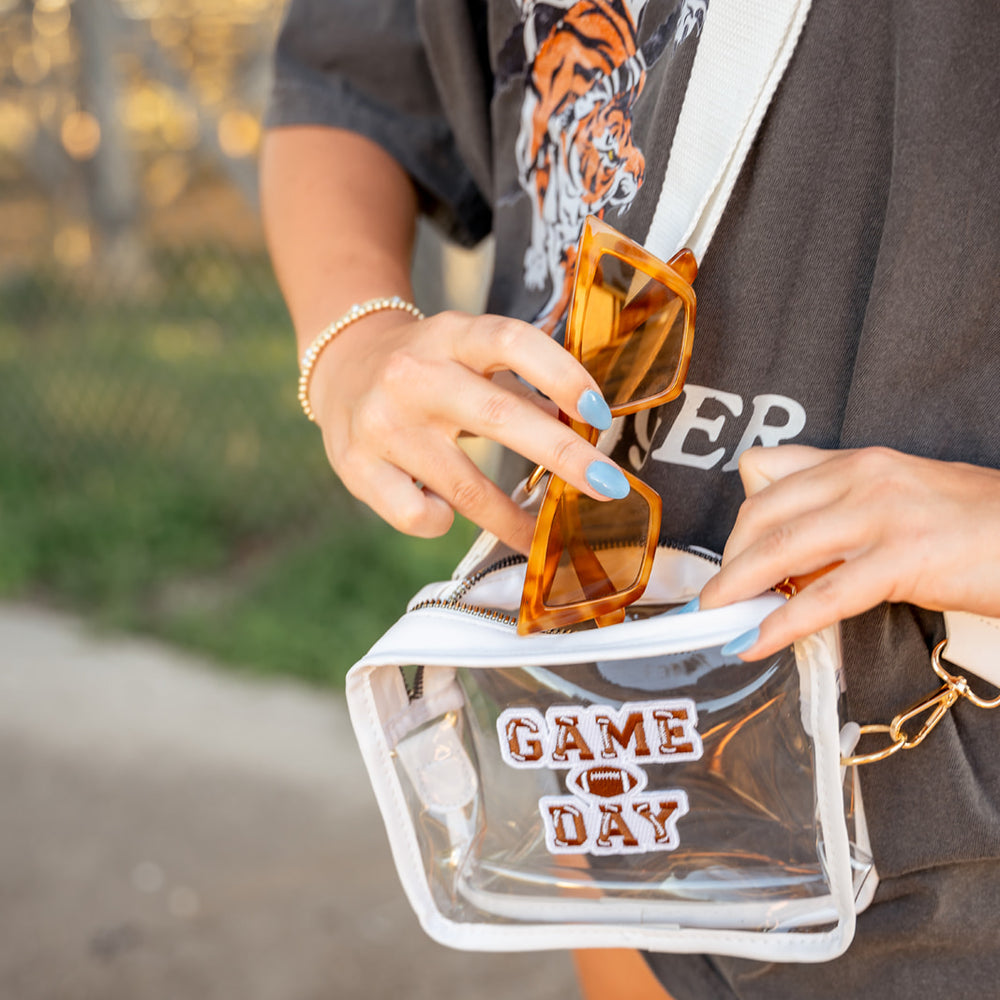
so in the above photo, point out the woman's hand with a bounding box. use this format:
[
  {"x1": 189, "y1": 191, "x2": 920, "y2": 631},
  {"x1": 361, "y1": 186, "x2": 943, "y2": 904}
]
[
  {"x1": 698, "y1": 445, "x2": 1000, "y2": 659},
  {"x1": 308, "y1": 307, "x2": 627, "y2": 554},
  {"x1": 262, "y1": 126, "x2": 627, "y2": 552}
]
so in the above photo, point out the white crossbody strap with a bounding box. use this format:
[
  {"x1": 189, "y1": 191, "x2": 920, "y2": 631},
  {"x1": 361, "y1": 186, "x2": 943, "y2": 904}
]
[{"x1": 645, "y1": 0, "x2": 812, "y2": 263}]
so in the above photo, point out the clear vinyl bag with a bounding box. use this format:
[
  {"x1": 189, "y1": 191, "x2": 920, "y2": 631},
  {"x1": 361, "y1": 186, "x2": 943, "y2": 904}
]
[{"x1": 346, "y1": 544, "x2": 878, "y2": 962}]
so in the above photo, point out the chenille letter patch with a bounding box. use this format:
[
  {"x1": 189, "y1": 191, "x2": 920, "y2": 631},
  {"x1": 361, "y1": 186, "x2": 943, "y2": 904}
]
[{"x1": 496, "y1": 700, "x2": 702, "y2": 856}]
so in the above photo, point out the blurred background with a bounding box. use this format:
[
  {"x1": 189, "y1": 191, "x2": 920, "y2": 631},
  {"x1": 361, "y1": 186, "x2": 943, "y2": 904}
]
[
  {"x1": 0, "y1": 0, "x2": 489, "y2": 683},
  {"x1": 0, "y1": 1, "x2": 579, "y2": 997}
]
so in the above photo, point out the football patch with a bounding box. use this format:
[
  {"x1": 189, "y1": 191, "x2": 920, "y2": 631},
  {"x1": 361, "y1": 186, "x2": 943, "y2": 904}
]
[{"x1": 568, "y1": 763, "x2": 646, "y2": 801}]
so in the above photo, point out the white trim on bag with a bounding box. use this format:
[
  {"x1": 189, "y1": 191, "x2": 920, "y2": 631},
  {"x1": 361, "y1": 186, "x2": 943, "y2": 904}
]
[{"x1": 360, "y1": 594, "x2": 783, "y2": 671}]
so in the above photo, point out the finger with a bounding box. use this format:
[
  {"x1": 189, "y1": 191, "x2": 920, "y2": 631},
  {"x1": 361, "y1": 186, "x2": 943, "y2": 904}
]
[
  {"x1": 737, "y1": 444, "x2": 844, "y2": 496},
  {"x1": 490, "y1": 369, "x2": 559, "y2": 417},
  {"x1": 450, "y1": 314, "x2": 613, "y2": 430},
  {"x1": 343, "y1": 455, "x2": 457, "y2": 540},
  {"x1": 385, "y1": 430, "x2": 537, "y2": 553},
  {"x1": 410, "y1": 366, "x2": 630, "y2": 505},
  {"x1": 727, "y1": 554, "x2": 894, "y2": 660},
  {"x1": 720, "y1": 462, "x2": 853, "y2": 568},
  {"x1": 702, "y1": 500, "x2": 863, "y2": 611}
]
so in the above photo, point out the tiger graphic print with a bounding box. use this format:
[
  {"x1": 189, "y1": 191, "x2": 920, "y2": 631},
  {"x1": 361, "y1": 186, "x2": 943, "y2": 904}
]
[{"x1": 508, "y1": 0, "x2": 707, "y2": 333}]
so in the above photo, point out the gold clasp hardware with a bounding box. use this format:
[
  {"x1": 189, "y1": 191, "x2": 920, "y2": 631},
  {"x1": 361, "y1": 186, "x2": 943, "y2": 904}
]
[
  {"x1": 846, "y1": 724, "x2": 903, "y2": 765},
  {"x1": 843, "y1": 639, "x2": 1000, "y2": 767},
  {"x1": 931, "y1": 639, "x2": 1000, "y2": 709},
  {"x1": 888, "y1": 683, "x2": 959, "y2": 749},
  {"x1": 845, "y1": 685, "x2": 957, "y2": 767}
]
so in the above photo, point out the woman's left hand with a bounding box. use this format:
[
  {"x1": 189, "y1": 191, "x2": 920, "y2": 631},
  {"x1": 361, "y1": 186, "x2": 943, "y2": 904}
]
[{"x1": 698, "y1": 445, "x2": 1000, "y2": 659}]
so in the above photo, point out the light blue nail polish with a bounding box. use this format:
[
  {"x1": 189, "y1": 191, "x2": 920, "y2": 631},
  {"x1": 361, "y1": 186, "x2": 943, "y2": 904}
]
[
  {"x1": 585, "y1": 461, "x2": 630, "y2": 500},
  {"x1": 577, "y1": 389, "x2": 613, "y2": 431},
  {"x1": 670, "y1": 597, "x2": 700, "y2": 615},
  {"x1": 721, "y1": 627, "x2": 760, "y2": 657}
]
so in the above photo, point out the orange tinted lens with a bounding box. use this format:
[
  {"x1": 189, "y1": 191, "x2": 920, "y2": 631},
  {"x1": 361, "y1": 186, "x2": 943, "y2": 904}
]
[
  {"x1": 542, "y1": 483, "x2": 654, "y2": 609},
  {"x1": 578, "y1": 252, "x2": 687, "y2": 409}
]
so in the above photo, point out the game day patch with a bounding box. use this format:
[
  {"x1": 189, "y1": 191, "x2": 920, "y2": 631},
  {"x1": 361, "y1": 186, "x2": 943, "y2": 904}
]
[{"x1": 496, "y1": 700, "x2": 702, "y2": 856}]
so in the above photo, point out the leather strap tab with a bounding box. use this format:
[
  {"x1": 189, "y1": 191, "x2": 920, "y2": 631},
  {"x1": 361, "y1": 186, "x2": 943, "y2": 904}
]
[{"x1": 943, "y1": 610, "x2": 1000, "y2": 690}]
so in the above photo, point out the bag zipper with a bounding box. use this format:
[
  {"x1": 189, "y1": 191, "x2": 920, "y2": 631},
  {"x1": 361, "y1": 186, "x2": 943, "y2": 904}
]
[
  {"x1": 410, "y1": 540, "x2": 719, "y2": 624},
  {"x1": 440, "y1": 552, "x2": 527, "y2": 608},
  {"x1": 401, "y1": 541, "x2": 720, "y2": 701},
  {"x1": 405, "y1": 554, "x2": 527, "y2": 656}
]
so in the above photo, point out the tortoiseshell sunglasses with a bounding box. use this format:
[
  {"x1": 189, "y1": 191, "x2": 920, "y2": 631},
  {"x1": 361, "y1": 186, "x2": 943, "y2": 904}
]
[{"x1": 517, "y1": 215, "x2": 697, "y2": 635}]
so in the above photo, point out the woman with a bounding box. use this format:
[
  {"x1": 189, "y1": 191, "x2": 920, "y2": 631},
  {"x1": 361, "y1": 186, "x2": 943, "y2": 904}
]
[{"x1": 261, "y1": 1, "x2": 1000, "y2": 996}]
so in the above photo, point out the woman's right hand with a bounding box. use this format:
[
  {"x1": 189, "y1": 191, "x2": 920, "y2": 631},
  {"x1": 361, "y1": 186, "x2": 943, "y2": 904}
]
[
  {"x1": 261, "y1": 126, "x2": 624, "y2": 551},
  {"x1": 307, "y1": 306, "x2": 628, "y2": 554}
]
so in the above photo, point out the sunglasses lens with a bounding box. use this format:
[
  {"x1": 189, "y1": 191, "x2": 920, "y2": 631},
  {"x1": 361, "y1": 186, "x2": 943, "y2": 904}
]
[
  {"x1": 579, "y1": 252, "x2": 688, "y2": 409},
  {"x1": 541, "y1": 483, "x2": 654, "y2": 609}
]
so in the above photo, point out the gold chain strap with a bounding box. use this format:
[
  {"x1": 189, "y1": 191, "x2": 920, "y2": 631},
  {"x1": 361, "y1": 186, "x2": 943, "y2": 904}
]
[{"x1": 843, "y1": 639, "x2": 1000, "y2": 766}]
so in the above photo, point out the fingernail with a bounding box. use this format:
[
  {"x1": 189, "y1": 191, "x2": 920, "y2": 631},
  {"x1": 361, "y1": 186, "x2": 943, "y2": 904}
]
[
  {"x1": 577, "y1": 389, "x2": 613, "y2": 431},
  {"x1": 670, "y1": 597, "x2": 700, "y2": 615},
  {"x1": 721, "y1": 627, "x2": 760, "y2": 657},
  {"x1": 585, "y1": 461, "x2": 630, "y2": 500}
]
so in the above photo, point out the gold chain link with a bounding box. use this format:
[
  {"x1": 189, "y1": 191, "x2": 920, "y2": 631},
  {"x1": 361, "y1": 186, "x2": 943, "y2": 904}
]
[{"x1": 843, "y1": 639, "x2": 1000, "y2": 767}]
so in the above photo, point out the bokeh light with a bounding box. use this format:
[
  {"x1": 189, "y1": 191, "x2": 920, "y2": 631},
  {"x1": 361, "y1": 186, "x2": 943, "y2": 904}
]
[
  {"x1": 52, "y1": 223, "x2": 93, "y2": 267},
  {"x1": 0, "y1": 101, "x2": 36, "y2": 155},
  {"x1": 13, "y1": 43, "x2": 52, "y2": 85},
  {"x1": 60, "y1": 109, "x2": 101, "y2": 160},
  {"x1": 0, "y1": 0, "x2": 287, "y2": 273},
  {"x1": 144, "y1": 153, "x2": 191, "y2": 207},
  {"x1": 217, "y1": 109, "x2": 260, "y2": 158},
  {"x1": 33, "y1": 4, "x2": 72, "y2": 38}
]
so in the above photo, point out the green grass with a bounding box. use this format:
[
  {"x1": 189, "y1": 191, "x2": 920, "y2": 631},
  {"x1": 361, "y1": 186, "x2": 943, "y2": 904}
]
[
  {"x1": 156, "y1": 518, "x2": 475, "y2": 685},
  {"x1": 0, "y1": 255, "x2": 478, "y2": 686}
]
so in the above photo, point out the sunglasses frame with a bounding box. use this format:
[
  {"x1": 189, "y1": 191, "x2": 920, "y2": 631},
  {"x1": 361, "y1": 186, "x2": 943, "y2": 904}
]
[{"x1": 518, "y1": 216, "x2": 697, "y2": 635}]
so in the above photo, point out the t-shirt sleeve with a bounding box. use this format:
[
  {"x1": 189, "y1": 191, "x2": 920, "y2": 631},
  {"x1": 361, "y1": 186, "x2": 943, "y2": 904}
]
[{"x1": 265, "y1": 0, "x2": 492, "y2": 246}]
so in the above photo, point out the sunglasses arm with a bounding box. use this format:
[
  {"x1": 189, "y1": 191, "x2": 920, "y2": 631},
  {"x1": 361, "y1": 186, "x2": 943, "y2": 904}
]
[{"x1": 668, "y1": 248, "x2": 698, "y2": 284}]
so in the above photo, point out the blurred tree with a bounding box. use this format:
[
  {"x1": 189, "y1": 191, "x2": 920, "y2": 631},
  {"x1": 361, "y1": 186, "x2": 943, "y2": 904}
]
[
  {"x1": 0, "y1": 0, "x2": 284, "y2": 284},
  {"x1": 131, "y1": 11, "x2": 259, "y2": 208},
  {"x1": 73, "y1": 0, "x2": 152, "y2": 290}
]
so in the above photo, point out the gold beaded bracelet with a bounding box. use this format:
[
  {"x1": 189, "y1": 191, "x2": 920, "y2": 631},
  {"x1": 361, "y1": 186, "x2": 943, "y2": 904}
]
[{"x1": 297, "y1": 296, "x2": 425, "y2": 422}]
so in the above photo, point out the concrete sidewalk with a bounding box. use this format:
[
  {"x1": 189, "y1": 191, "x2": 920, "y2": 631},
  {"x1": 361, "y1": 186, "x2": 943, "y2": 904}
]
[{"x1": 0, "y1": 604, "x2": 578, "y2": 1000}]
